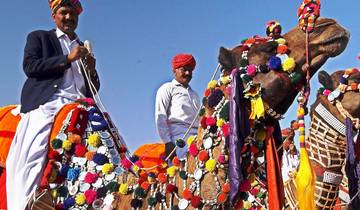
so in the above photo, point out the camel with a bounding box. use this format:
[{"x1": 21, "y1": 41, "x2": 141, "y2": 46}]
[
  {"x1": 115, "y1": 17, "x2": 349, "y2": 210},
  {"x1": 284, "y1": 69, "x2": 360, "y2": 210},
  {"x1": 0, "y1": 17, "x2": 349, "y2": 210}
]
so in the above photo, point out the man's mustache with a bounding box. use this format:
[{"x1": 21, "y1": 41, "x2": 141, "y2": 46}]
[{"x1": 64, "y1": 20, "x2": 75, "y2": 25}]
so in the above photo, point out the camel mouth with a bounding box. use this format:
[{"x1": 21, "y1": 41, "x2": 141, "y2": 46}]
[{"x1": 310, "y1": 24, "x2": 350, "y2": 57}]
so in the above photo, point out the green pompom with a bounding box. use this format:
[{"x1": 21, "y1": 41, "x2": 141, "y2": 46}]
[
  {"x1": 257, "y1": 191, "x2": 264, "y2": 198},
  {"x1": 134, "y1": 187, "x2": 147, "y2": 198},
  {"x1": 289, "y1": 72, "x2": 302, "y2": 84},
  {"x1": 171, "y1": 205, "x2": 180, "y2": 210},
  {"x1": 199, "y1": 108, "x2": 205, "y2": 117},
  {"x1": 179, "y1": 171, "x2": 188, "y2": 180},
  {"x1": 106, "y1": 181, "x2": 120, "y2": 193},
  {"x1": 51, "y1": 138, "x2": 62, "y2": 149},
  {"x1": 219, "y1": 102, "x2": 229, "y2": 121},
  {"x1": 202, "y1": 97, "x2": 207, "y2": 106},
  {"x1": 239, "y1": 58, "x2": 249, "y2": 68},
  {"x1": 241, "y1": 74, "x2": 252, "y2": 84},
  {"x1": 318, "y1": 87, "x2": 325, "y2": 94},
  {"x1": 147, "y1": 197, "x2": 157, "y2": 206},
  {"x1": 57, "y1": 186, "x2": 68, "y2": 197}
]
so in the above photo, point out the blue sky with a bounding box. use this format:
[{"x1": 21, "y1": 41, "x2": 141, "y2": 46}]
[{"x1": 1, "y1": 1, "x2": 359, "y2": 152}]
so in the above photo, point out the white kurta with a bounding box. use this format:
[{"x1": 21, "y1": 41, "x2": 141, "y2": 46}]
[
  {"x1": 281, "y1": 150, "x2": 300, "y2": 182},
  {"x1": 155, "y1": 79, "x2": 200, "y2": 158},
  {"x1": 6, "y1": 28, "x2": 86, "y2": 210}
]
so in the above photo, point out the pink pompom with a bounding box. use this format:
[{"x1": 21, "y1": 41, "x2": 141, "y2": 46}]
[
  {"x1": 218, "y1": 154, "x2": 227, "y2": 164},
  {"x1": 222, "y1": 123, "x2": 229, "y2": 137},
  {"x1": 225, "y1": 86, "x2": 232, "y2": 96},
  {"x1": 134, "y1": 160, "x2": 143, "y2": 168},
  {"x1": 239, "y1": 179, "x2": 251, "y2": 192},
  {"x1": 84, "y1": 172, "x2": 98, "y2": 184},
  {"x1": 206, "y1": 117, "x2": 216, "y2": 126},
  {"x1": 81, "y1": 98, "x2": 95, "y2": 106},
  {"x1": 189, "y1": 144, "x2": 199, "y2": 156},
  {"x1": 322, "y1": 89, "x2": 331, "y2": 96},
  {"x1": 84, "y1": 189, "x2": 97, "y2": 204},
  {"x1": 247, "y1": 64, "x2": 257, "y2": 77},
  {"x1": 121, "y1": 158, "x2": 132, "y2": 169}
]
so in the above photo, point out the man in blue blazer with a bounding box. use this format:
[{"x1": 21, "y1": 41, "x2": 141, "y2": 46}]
[
  {"x1": 20, "y1": 5, "x2": 100, "y2": 113},
  {"x1": 6, "y1": 1, "x2": 100, "y2": 209}
]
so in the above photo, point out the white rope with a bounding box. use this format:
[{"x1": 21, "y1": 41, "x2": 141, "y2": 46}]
[{"x1": 79, "y1": 59, "x2": 130, "y2": 157}]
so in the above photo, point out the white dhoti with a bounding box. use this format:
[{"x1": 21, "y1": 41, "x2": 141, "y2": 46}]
[{"x1": 6, "y1": 97, "x2": 73, "y2": 210}]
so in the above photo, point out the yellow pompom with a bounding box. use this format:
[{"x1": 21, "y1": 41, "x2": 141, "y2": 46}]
[
  {"x1": 51, "y1": 189, "x2": 58, "y2": 198},
  {"x1": 88, "y1": 133, "x2": 102, "y2": 147},
  {"x1": 187, "y1": 135, "x2": 196, "y2": 146},
  {"x1": 161, "y1": 162, "x2": 168, "y2": 169},
  {"x1": 282, "y1": 57, "x2": 296, "y2": 72},
  {"x1": 205, "y1": 159, "x2": 217, "y2": 172},
  {"x1": 62, "y1": 140, "x2": 72, "y2": 151},
  {"x1": 207, "y1": 80, "x2": 218, "y2": 89},
  {"x1": 299, "y1": 127, "x2": 305, "y2": 132},
  {"x1": 220, "y1": 75, "x2": 231, "y2": 85},
  {"x1": 299, "y1": 135, "x2": 305, "y2": 142},
  {"x1": 275, "y1": 38, "x2": 286, "y2": 45},
  {"x1": 119, "y1": 183, "x2": 128, "y2": 195},
  {"x1": 297, "y1": 108, "x2": 305, "y2": 116},
  {"x1": 255, "y1": 129, "x2": 266, "y2": 141},
  {"x1": 251, "y1": 180, "x2": 259, "y2": 187},
  {"x1": 243, "y1": 201, "x2": 252, "y2": 209},
  {"x1": 217, "y1": 118, "x2": 224, "y2": 127},
  {"x1": 102, "y1": 163, "x2": 114, "y2": 174},
  {"x1": 132, "y1": 165, "x2": 140, "y2": 173},
  {"x1": 75, "y1": 193, "x2": 86, "y2": 205},
  {"x1": 167, "y1": 166, "x2": 178, "y2": 177}
]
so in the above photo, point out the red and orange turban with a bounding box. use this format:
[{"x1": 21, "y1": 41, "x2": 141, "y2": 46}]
[
  {"x1": 48, "y1": 0, "x2": 83, "y2": 14},
  {"x1": 172, "y1": 54, "x2": 196, "y2": 70}
]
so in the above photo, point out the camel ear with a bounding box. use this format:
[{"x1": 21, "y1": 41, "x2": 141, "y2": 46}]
[
  {"x1": 318, "y1": 70, "x2": 334, "y2": 90},
  {"x1": 218, "y1": 47, "x2": 234, "y2": 70}
]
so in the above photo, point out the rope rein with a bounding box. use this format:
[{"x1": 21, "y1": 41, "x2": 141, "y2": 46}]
[{"x1": 79, "y1": 59, "x2": 131, "y2": 159}]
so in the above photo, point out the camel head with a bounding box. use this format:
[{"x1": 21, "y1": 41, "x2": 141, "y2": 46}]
[
  {"x1": 218, "y1": 17, "x2": 349, "y2": 116},
  {"x1": 318, "y1": 69, "x2": 360, "y2": 121}
]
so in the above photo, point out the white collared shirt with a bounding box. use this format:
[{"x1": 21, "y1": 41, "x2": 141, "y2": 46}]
[
  {"x1": 53, "y1": 28, "x2": 86, "y2": 101},
  {"x1": 155, "y1": 79, "x2": 200, "y2": 143}
]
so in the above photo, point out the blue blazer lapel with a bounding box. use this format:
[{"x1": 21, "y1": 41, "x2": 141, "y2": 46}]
[{"x1": 49, "y1": 29, "x2": 63, "y2": 55}]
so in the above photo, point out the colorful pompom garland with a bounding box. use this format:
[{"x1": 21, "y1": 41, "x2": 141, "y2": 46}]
[{"x1": 45, "y1": 103, "x2": 127, "y2": 209}]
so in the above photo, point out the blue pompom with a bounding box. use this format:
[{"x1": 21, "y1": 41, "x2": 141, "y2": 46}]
[
  {"x1": 88, "y1": 108, "x2": 108, "y2": 131},
  {"x1": 60, "y1": 164, "x2": 70, "y2": 176},
  {"x1": 208, "y1": 89, "x2": 224, "y2": 108},
  {"x1": 176, "y1": 138, "x2": 186, "y2": 148},
  {"x1": 148, "y1": 172, "x2": 156, "y2": 178},
  {"x1": 129, "y1": 155, "x2": 139, "y2": 162},
  {"x1": 268, "y1": 56, "x2": 282, "y2": 70},
  {"x1": 130, "y1": 198, "x2": 143, "y2": 208},
  {"x1": 63, "y1": 197, "x2": 75, "y2": 209},
  {"x1": 93, "y1": 153, "x2": 109, "y2": 165},
  {"x1": 67, "y1": 168, "x2": 80, "y2": 181},
  {"x1": 339, "y1": 76, "x2": 347, "y2": 84}
]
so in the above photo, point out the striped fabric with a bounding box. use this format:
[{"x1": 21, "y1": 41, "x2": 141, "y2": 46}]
[{"x1": 48, "y1": 0, "x2": 83, "y2": 14}]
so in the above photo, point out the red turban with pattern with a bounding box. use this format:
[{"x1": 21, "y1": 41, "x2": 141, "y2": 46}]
[
  {"x1": 48, "y1": 0, "x2": 83, "y2": 14},
  {"x1": 172, "y1": 54, "x2": 196, "y2": 70}
]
